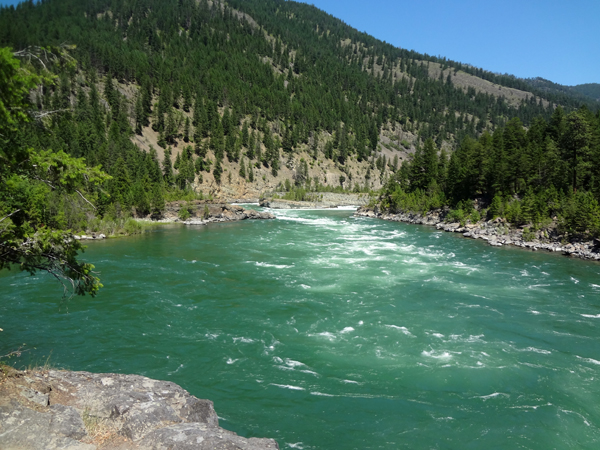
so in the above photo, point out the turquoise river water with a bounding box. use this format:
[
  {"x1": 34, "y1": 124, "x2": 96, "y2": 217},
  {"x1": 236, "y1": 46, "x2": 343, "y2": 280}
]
[{"x1": 1, "y1": 208, "x2": 600, "y2": 449}]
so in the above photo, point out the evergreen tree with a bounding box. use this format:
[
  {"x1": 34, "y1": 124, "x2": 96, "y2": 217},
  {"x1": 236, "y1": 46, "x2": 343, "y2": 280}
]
[
  {"x1": 239, "y1": 157, "x2": 246, "y2": 179},
  {"x1": 163, "y1": 147, "x2": 174, "y2": 186},
  {"x1": 213, "y1": 158, "x2": 223, "y2": 184}
]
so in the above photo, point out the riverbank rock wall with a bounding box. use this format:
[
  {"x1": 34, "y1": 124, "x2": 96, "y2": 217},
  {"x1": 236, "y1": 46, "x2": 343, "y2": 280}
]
[{"x1": 0, "y1": 367, "x2": 278, "y2": 450}]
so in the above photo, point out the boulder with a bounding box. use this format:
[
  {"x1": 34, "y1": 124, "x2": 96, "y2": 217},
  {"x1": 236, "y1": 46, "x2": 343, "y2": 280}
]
[{"x1": 0, "y1": 369, "x2": 279, "y2": 450}]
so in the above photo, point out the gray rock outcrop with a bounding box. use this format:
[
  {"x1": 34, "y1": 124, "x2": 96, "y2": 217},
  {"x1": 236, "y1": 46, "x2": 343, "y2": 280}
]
[
  {"x1": 161, "y1": 202, "x2": 275, "y2": 224},
  {"x1": 0, "y1": 369, "x2": 278, "y2": 450}
]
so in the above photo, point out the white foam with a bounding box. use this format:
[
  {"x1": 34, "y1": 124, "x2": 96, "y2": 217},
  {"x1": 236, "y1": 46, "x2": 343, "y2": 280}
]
[
  {"x1": 270, "y1": 384, "x2": 305, "y2": 391},
  {"x1": 233, "y1": 337, "x2": 255, "y2": 343},
  {"x1": 311, "y1": 332, "x2": 337, "y2": 341},
  {"x1": 422, "y1": 350, "x2": 455, "y2": 360},
  {"x1": 255, "y1": 262, "x2": 294, "y2": 269},
  {"x1": 341, "y1": 379, "x2": 361, "y2": 385},
  {"x1": 385, "y1": 325, "x2": 413, "y2": 336},
  {"x1": 284, "y1": 359, "x2": 307, "y2": 368},
  {"x1": 310, "y1": 391, "x2": 335, "y2": 397},
  {"x1": 226, "y1": 358, "x2": 238, "y2": 365},
  {"x1": 515, "y1": 346, "x2": 551, "y2": 354},
  {"x1": 581, "y1": 314, "x2": 600, "y2": 318},
  {"x1": 559, "y1": 409, "x2": 591, "y2": 427},
  {"x1": 340, "y1": 327, "x2": 355, "y2": 334},
  {"x1": 450, "y1": 334, "x2": 484, "y2": 343},
  {"x1": 478, "y1": 392, "x2": 509, "y2": 400},
  {"x1": 576, "y1": 356, "x2": 600, "y2": 365}
]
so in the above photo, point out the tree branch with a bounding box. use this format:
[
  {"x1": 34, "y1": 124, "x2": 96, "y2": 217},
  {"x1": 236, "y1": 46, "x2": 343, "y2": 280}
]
[
  {"x1": 0, "y1": 210, "x2": 20, "y2": 224},
  {"x1": 30, "y1": 108, "x2": 71, "y2": 120},
  {"x1": 75, "y1": 189, "x2": 96, "y2": 210}
]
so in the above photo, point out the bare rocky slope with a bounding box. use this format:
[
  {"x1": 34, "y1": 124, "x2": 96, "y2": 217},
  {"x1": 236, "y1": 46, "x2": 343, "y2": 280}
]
[{"x1": 0, "y1": 367, "x2": 278, "y2": 450}]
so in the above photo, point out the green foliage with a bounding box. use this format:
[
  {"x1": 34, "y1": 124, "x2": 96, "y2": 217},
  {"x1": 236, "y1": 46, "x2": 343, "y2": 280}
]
[
  {"x1": 560, "y1": 191, "x2": 600, "y2": 237},
  {"x1": 0, "y1": 47, "x2": 41, "y2": 143},
  {"x1": 178, "y1": 204, "x2": 192, "y2": 221},
  {"x1": 522, "y1": 227, "x2": 536, "y2": 242},
  {"x1": 123, "y1": 218, "x2": 143, "y2": 235},
  {"x1": 213, "y1": 159, "x2": 223, "y2": 184},
  {"x1": 0, "y1": 49, "x2": 106, "y2": 296},
  {"x1": 280, "y1": 187, "x2": 318, "y2": 202},
  {"x1": 488, "y1": 195, "x2": 504, "y2": 219},
  {"x1": 446, "y1": 208, "x2": 466, "y2": 226}
]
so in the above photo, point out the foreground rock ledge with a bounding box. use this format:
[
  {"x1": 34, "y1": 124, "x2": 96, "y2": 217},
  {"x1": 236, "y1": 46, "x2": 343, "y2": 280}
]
[{"x1": 0, "y1": 368, "x2": 279, "y2": 450}]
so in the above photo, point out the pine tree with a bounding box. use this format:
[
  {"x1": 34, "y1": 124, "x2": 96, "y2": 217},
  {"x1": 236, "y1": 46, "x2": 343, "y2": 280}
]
[
  {"x1": 241, "y1": 121, "x2": 249, "y2": 148},
  {"x1": 163, "y1": 147, "x2": 174, "y2": 186},
  {"x1": 211, "y1": 115, "x2": 224, "y2": 159},
  {"x1": 184, "y1": 116, "x2": 191, "y2": 142},
  {"x1": 213, "y1": 158, "x2": 223, "y2": 184},
  {"x1": 239, "y1": 157, "x2": 246, "y2": 179}
]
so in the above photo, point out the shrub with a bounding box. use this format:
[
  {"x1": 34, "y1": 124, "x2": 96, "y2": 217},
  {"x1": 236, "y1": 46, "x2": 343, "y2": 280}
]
[
  {"x1": 178, "y1": 206, "x2": 191, "y2": 221},
  {"x1": 124, "y1": 219, "x2": 142, "y2": 235},
  {"x1": 522, "y1": 227, "x2": 536, "y2": 242},
  {"x1": 446, "y1": 208, "x2": 465, "y2": 225}
]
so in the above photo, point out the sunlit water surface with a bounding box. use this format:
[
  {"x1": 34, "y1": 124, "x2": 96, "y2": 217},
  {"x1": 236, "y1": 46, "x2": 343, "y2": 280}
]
[{"x1": 2, "y1": 208, "x2": 600, "y2": 449}]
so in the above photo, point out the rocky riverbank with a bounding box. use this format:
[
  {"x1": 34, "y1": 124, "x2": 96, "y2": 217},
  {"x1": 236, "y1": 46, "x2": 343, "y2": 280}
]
[
  {"x1": 0, "y1": 367, "x2": 278, "y2": 450},
  {"x1": 162, "y1": 201, "x2": 275, "y2": 225},
  {"x1": 355, "y1": 206, "x2": 600, "y2": 261},
  {"x1": 259, "y1": 192, "x2": 370, "y2": 209}
]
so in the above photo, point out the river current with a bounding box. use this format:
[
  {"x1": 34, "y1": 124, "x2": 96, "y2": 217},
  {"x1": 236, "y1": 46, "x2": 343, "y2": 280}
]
[{"x1": 1, "y1": 208, "x2": 600, "y2": 449}]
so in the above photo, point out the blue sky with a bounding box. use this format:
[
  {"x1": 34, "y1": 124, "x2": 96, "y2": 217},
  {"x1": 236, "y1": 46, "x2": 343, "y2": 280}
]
[
  {"x1": 300, "y1": 0, "x2": 599, "y2": 86},
  {"x1": 1, "y1": 0, "x2": 597, "y2": 86}
]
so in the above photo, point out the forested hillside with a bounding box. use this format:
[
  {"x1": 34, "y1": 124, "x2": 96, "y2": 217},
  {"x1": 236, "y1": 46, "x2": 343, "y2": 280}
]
[
  {"x1": 1, "y1": 0, "x2": 598, "y2": 243},
  {"x1": 381, "y1": 107, "x2": 600, "y2": 238}
]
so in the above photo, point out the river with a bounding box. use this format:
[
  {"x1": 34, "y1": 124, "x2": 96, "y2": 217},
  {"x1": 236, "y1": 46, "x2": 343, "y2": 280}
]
[{"x1": 1, "y1": 208, "x2": 599, "y2": 449}]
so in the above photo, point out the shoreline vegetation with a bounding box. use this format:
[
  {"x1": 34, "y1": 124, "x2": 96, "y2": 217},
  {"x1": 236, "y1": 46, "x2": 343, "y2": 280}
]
[{"x1": 73, "y1": 202, "x2": 275, "y2": 240}]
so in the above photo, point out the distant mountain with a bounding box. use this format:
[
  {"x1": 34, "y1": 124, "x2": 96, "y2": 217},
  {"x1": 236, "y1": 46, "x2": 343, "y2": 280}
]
[
  {"x1": 525, "y1": 78, "x2": 600, "y2": 106},
  {"x1": 571, "y1": 83, "x2": 600, "y2": 101}
]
